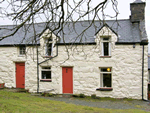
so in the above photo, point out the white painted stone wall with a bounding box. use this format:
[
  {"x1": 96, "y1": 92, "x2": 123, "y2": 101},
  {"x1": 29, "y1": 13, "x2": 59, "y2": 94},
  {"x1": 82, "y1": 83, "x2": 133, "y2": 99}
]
[{"x1": 0, "y1": 26, "x2": 148, "y2": 100}]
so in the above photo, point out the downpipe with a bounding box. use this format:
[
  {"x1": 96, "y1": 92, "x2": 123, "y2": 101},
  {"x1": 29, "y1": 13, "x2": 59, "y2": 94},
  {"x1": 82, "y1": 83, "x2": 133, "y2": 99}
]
[{"x1": 142, "y1": 45, "x2": 144, "y2": 100}]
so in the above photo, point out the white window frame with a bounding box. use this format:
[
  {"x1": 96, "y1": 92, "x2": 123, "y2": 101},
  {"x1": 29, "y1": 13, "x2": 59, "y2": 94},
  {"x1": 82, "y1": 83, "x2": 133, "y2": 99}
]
[
  {"x1": 101, "y1": 37, "x2": 111, "y2": 56},
  {"x1": 41, "y1": 67, "x2": 51, "y2": 80},
  {"x1": 45, "y1": 38, "x2": 53, "y2": 56},
  {"x1": 100, "y1": 67, "x2": 112, "y2": 88}
]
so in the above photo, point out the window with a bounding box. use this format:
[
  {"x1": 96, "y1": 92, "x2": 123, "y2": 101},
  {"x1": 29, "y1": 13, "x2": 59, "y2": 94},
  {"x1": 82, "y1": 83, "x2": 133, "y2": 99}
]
[
  {"x1": 101, "y1": 37, "x2": 111, "y2": 56},
  {"x1": 41, "y1": 67, "x2": 51, "y2": 79},
  {"x1": 148, "y1": 70, "x2": 150, "y2": 83},
  {"x1": 19, "y1": 46, "x2": 26, "y2": 55},
  {"x1": 100, "y1": 67, "x2": 112, "y2": 88},
  {"x1": 40, "y1": 67, "x2": 52, "y2": 82},
  {"x1": 45, "y1": 38, "x2": 53, "y2": 56}
]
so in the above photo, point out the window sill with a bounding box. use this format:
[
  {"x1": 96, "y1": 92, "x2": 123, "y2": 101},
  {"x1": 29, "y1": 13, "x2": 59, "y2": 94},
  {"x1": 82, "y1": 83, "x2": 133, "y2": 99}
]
[
  {"x1": 96, "y1": 87, "x2": 113, "y2": 91},
  {"x1": 100, "y1": 56, "x2": 111, "y2": 58},
  {"x1": 40, "y1": 79, "x2": 52, "y2": 82},
  {"x1": 43, "y1": 56, "x2": 53, "y2": 58}
]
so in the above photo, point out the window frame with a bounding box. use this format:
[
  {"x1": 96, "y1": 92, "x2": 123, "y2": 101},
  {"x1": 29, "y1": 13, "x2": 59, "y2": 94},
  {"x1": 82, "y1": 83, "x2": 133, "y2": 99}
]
[
  {"x1": 101, "y1": 37, "x2": 111, "y2": 57},
  {"x1": 19, "y1": 46, "x2": 26, "y2": 56},
  {"x1": 40, "y1": 67, "x2": 52, "y2": 82},
  {"x1": 96, "y1": 67, "x2": 113, "y2": 91}
]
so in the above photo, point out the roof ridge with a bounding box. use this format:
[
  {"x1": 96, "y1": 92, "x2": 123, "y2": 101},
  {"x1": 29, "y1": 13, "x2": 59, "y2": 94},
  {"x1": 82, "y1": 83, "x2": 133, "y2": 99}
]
[{"x1": 0, "y1": 19, "x2": 130, "y2": 27}]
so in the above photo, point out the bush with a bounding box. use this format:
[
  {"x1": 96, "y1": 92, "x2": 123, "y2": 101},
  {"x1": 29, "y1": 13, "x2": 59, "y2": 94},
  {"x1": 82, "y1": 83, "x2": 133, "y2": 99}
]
[
  {"x1": 91, "y1": 94, "x2": 96, "y2": 99},
  {"x1": 79, "y1": 94, "x2": 85, "y2": 98},
  {"x1": 41, "y1": 93, "x2": 54, "y2": 97},
  {"x1": 72, "y1": 94, "x2": 79, "y2": 97},
  {"x1": 49, "y1": 93, "x2": 53, "y2": 97},
  {"x1": 41, "y1": 93, "x2": 45, "y2": 96},
  {"x1": 44, "y1": 93, "x2": 50, "y2": 97}
]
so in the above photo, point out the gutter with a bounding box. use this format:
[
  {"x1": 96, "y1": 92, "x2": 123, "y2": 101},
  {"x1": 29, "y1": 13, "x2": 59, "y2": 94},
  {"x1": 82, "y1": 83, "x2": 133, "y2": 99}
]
[{"x1": 37, "y1": 43, "x2": 58, "y2": 93}]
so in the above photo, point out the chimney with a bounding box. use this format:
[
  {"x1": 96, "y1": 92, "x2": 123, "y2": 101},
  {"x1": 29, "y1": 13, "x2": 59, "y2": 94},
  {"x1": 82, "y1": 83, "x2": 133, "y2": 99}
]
[{"x1": 130, "y1": 0, "x2": 146, "y2": 22}]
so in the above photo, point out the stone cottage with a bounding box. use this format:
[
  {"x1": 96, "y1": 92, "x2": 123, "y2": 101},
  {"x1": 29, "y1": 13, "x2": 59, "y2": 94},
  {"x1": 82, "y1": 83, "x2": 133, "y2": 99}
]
[{"x1": 0, "y1": 0, "x2": 149, "y2": 100}]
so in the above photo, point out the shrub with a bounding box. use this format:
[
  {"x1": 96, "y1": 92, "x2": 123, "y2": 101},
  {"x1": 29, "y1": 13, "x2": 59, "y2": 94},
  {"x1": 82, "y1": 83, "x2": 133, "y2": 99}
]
[
  {"x1": 91, "y1": 94, "x2": 96, "y2": 99},
  {"x1": 79, "y1": 93, "x2": 85, "y2": 98},
  {"x1": 44, "y1": 93, "x2": 50, "y2": 97},
  {"x1": 72, "y1": 94, "x2": 79, "y2": 97},
  {"x1": 49, "y1": 93, "x2": 53, "y2": 97},
  {"x1": 41, "y1": 93, "x2": 45, "y2": 96}
]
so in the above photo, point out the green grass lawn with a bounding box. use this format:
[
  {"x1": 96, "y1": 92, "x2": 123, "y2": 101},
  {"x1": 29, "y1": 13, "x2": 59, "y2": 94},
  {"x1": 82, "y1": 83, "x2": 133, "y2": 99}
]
[{"x1": 0, "y1": 91, "x2": 149, "y2": 113}]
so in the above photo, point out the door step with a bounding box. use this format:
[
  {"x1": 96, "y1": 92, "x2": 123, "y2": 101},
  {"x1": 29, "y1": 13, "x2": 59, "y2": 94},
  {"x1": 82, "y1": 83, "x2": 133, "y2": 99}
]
[{"x1": 59, "y1": 94, "x2": 73, "y2": 98}]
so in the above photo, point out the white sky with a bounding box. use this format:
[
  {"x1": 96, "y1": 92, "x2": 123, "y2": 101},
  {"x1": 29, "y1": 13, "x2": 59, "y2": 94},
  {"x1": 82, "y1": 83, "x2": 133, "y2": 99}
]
[{"x1": 0, "y1": 0, "x2": 150, "y2": 52}]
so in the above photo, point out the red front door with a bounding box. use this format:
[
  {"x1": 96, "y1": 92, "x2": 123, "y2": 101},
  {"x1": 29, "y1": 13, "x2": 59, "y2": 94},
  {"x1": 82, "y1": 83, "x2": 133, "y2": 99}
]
[
  {"x1": 62, "y1": 67, "x2": 73, "y2": 94},
  {"x1": 16, "y1": 62, "x2": 25, "y2": 88}
]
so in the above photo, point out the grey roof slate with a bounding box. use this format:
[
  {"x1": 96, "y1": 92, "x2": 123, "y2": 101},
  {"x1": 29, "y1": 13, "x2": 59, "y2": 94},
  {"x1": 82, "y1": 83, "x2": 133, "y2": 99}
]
[
  {"x1": 133, "y1": 0, "x2": 144, "y2": 3},
  {"x1": 0, "y1": 19, "x2": 147, "y2": 45}
]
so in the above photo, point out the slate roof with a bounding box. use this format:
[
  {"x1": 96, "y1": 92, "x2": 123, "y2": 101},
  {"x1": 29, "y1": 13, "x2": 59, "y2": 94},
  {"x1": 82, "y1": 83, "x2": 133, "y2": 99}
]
[{"x1": 0, "y1": 19, "x2": 147, "y2": 45}]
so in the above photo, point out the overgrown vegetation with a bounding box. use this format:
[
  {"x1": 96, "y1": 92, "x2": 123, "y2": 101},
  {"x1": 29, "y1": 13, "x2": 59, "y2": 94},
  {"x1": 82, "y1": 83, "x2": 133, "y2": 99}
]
[
  {"x1": 91, "y1": 94, "x2": 97, "y2": 99},
  {"x1": 0, "y1": 91, "x2": 148, "y2": 113},
  {"x1": 41, "y1": 93, "x2": 53, "y2": 97},
  {"x1": 79, "y1": 93, "x2": 85, "y2": 98}
]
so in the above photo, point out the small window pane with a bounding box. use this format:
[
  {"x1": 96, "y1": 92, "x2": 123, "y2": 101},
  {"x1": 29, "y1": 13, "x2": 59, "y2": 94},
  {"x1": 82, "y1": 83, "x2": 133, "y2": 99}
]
[
  {"x1": 101, "y1": 68, "x2": 107, "y2": 72},
  {"x1": 20, "y1": 46, "x2": 26, "y2": 55},
  {"x1": 48, "y1": 38, "x2": 52, "y2": 42},
  {"x1": 46, "y1": 43, "x2": 52, "y2": 56},
  {"x1": 103, "y1": 38, "x2": 109, "y2": 40},
  {"x1": 101, "y1": 68, "x2": 111, "y2": 72},
  {"x1": 103, "y1": 74, "x2": 111, "y2": 87},
  {"x1": 43, "y1": 67, "x2": 51, "y2": 69},
  {"x1": 42, "y1": 71, "x2": 51, "y2": 79},
  {"x1": 104, "y1": 42, "x2": 109, "y2": 56},
  {"x1": 48, "y1": 43, "x2": 52, "y2": 56}
]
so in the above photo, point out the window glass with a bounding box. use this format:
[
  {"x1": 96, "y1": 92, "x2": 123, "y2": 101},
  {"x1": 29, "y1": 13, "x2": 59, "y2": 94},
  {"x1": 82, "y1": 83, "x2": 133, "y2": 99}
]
[
  {"x1": 103, "y1": 42, "x2": 109, "y2": 56},
  {"x1": 103, "y1": 73, "x2": 111, "y2": 87},
  {"x1": 101, "y1": 37, "x2": 111, "y2": 56},
  {"x1": 46, "y1": 43, "x2": 52, "y2": 56},
  {"x1": 103, "y1": 38, "x2": 109, "y2": 40},
  {"x1": 41, "y1": 67, "x2": 51, "y2": 79},
  {"x1": 100, "y1": 67, "x2": 112, "y2": 87},
  {"x1": 19, "y1": 46, "x2": 26, "y2": 55},
  {"x1": 42, "y1": 71, "x2": 51, "y2": 79},
  {"x1": 101, "y1": 68, "x2": 111, "y2": 72},
  {"x1": 45, "y1": 38, "x2": 52, "y2": 56}
]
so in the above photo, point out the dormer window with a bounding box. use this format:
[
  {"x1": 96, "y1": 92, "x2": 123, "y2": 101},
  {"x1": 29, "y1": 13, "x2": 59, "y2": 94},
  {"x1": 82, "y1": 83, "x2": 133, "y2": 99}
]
[
  {"x1": 45, "y1": 38, "x2": 53, "y2": 56},
  {"x1": 101, "y1": 37, "x2": 111, "y2": 57}
]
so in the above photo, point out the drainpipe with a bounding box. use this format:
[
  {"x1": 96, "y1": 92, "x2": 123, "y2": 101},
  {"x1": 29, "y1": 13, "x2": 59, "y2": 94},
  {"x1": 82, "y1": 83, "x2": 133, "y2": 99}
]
[
  {"x1": 37, "y1": 45, "x2": 39, "y2": 93},
  {"x1": 142, "y1": 44, "x2": 144, "y2": 100}
]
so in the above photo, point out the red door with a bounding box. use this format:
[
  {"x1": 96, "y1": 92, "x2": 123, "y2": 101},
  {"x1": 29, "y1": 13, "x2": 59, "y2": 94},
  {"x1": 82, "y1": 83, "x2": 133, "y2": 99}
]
[
  {"x1": 62, "y1": 67, "x2": 73, "y2": 94},
  {"x1": 16, "y1": 62, "x2": 25, "y2": 88}
]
